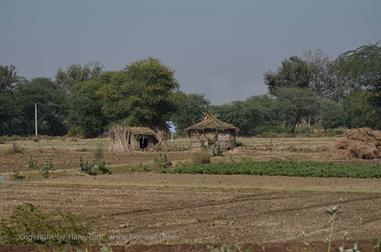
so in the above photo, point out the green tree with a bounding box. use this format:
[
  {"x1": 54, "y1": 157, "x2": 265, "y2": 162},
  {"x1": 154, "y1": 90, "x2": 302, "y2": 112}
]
[
  {"x1": 120, "y1": 58, "x2": 179, "y2": 128},
  {"x1": 0, "y1": 92, "x2": 22, "y2": 135},
  {"x1": 319, "y1": 99, "x2": 344, "y2": 130},
  {"x1": 68, "y1": 79, "x2": 105, "y2": 137},
  {"x1": 0, "y1": 65, "x2": 24, "y2": 92},
  {"x1": 17, "y1": 78, "x2": 68, "y2": 135},
  {"x1": 212, "y1": 95, "x2": 279, "y2": 136},
  {"x1": 335, "y1": 43, "x2": 381, "y2": 127},
  {"x1": 264, "y1": 56, "x2": 312, "y2": 95},
  {"x1": 55, "y1": 62, "x2": 102, "y2": 92},
  {"x1": 170, "y1": 92, "x2": 210, "y2": 133},
  {"x1": 343, "y1": 91, "x2": 378, "y2": 129},
  {"x1": 276, "y1": 88, "x2": 319, "y2": 133}
]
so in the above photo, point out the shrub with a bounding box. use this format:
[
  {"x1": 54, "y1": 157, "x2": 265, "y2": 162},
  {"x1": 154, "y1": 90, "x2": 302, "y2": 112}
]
[
  {"x1": 191, "y1": 151, "x2": 211, "y2": 164},
  {"x1": 12, "y1": 167, "x2": 25, "y2": 180},
  {"x1": 155, "y1": 152, "x2": 173, "y2": 169},
  {"x1": 79, "y1": 156, "x2": 111, "y2": 176},
  {"x1": 211, "y1": 143, "x2": 223, "y2": 156},
  {"x1": 28, "y1": 156, "x2": 38, "y2": 170},
  {"x1": 41, "y1": 159, "x2": 54, "y2": 178},
  {"x1": 0, "y1": 204, "x2": 90, "y2": 245}
]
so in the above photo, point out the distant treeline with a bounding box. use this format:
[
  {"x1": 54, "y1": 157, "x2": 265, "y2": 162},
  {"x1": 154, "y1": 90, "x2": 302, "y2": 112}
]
[{"x1": 0, "y1": 43, "x2": 380, "y2": 137}]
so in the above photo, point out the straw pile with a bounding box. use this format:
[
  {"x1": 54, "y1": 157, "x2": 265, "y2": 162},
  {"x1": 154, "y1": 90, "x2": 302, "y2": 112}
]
[{"x1": 336, "y1": 128, "x2": 381, "y2": 159}]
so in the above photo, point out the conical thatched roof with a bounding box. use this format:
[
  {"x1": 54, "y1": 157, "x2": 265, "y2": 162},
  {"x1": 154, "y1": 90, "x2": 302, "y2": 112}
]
[{"x1": 185, "y1": 113, "x2": 239, "y2": 132}]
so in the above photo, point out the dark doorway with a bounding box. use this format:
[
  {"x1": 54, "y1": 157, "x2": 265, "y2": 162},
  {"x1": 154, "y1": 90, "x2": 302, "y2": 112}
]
[{"x1": 139, "y1": 137, "x2": 149, "y2": 149}]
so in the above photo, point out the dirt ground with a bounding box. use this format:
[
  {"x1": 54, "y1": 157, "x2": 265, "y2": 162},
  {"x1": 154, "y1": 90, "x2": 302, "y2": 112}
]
[
  {"x1": 1, "y1": 173, "x2": 381, "y2": 246},
  {"x1": 0, "y1": 136, "x2": 362, "y2": 173}
]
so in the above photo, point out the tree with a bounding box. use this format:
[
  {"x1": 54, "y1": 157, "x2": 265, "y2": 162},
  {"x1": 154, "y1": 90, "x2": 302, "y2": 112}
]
[
  {"x1": 55, "y1": 62, "x2": 102, "y2": 92},
  {"x1": 335, "y1": 43, "x2": 381, "y2": 128},
  {"x1": 0, "y1": 65, "x2": 23, "y2": 92},
  {"x1": 17, "y1": 78, "x2": 68, "y2": 135},
  {"x1": 120, "y1": 58, "x2": 179, "y2": 128},
  {"x1": 264, "y1": 56, "x2": 312, "y2": 95},
  {"x1": 212, "y1": 95, "x2": 279, "y2": 136},
  {"x1": 303, "y1": 50, "x2": 345, "y2": 99},
  {"x1": 276, "y1": 88, "x2": 319, "y2": 133},
  {"x1": 170, "y1": 92, "x2": 210, "y2": 133},
  {"x1": 319, "y1": 99, "x2": 344, "y2": 130},
  {"x1": 0, "y1": 92, "x2": 22, "y2": 135},
  {"x1": 343, "y1": 91, "x2": 378, "y2": 129},
  {"x1": 68, "y1": 79, "x2": 105, "y2": 137}
]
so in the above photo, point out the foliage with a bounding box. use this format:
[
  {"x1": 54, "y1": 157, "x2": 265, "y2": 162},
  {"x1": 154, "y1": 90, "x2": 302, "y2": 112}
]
[
  {"x1": 68, "y1": 80, "x2": 105, "y2": 137},
  {"x1": 212, "y1": 95, "x2": 279, "y2": 136},
  {"x1": 79, "y1": 147, "x2": 111, "y2": 175},
  {"x1": 28, "y1": 156, "x2": 38, "y2": 170},
  {"x1": 171, "y1": 92, "x2": 210, "y2": 133},
  {"x1": 55, "y1": 62, "x2": 102, "y2": 92},
  {"x1": 320, "y1": 99, "x2": 345, "y2": 130},
  {"x1": 0, "y1": 64, "x2": 22, "y2": 92},
  {"x1": 169, "y1": 160, "x2": 381, "y2": 178},
  {"x1": 276, "y1": 88, "x2": 320, "y2": 133},
  {"x1": 12, "y1": 167, "x2": 25, "y2": 180},
  {"x1": 17, "y1": 78, "x2": 68, "y2": 136},
  {"x1": 155, "y1": 152, "x2": 173, "y2": 169},
  {"x1": 343, "y1": 91, "x2": 378, "y2": 129},
  {"x1": 0, "y1": 204, "x2": 90, "y2": 245},
  {"x1": 264, "y1": 56, "x2": 312, "y2": 95},
  {"x1": 41, "y1": 159, "x2": 54, "y2": 178}
]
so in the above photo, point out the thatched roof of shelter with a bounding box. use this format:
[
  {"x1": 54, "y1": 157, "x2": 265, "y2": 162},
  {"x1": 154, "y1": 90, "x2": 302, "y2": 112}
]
[
  {"x1": 185, "y1": 114, "x2": 239, "y2": 132},
  {"x1": 127, "y1": 127, "x2": 156, "y2": 136}
]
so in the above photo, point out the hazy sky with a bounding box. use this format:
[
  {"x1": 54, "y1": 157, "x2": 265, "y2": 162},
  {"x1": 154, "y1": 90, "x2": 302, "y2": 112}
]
[{"x1": 1, "y1": 0, "x2": 380, "y2": 104}]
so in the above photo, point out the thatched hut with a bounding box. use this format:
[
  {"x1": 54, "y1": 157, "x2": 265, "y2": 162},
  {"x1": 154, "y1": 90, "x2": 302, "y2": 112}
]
[
  {"x1": 185, "y1": 114, "x2": 239, "y2": 151},
  {"x1": 108, "y1": 126, "x2": 157, "y2": 152}
]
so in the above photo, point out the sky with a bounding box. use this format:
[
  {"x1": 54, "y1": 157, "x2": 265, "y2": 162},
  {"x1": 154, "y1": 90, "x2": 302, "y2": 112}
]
[{"x1": 0, "y1": 0, "x2": 380, "y2": 104}]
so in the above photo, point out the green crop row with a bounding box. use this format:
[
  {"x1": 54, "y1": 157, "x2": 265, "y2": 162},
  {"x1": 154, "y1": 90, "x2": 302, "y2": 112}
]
[{"x1": 166, "y1": 160, "x2": 381, "y2": 178}]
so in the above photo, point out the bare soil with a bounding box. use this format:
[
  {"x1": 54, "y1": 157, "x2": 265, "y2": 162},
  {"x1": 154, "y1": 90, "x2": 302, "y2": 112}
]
[{"x1": 1, "y1": 173, "x2": 381, "y2": 247}]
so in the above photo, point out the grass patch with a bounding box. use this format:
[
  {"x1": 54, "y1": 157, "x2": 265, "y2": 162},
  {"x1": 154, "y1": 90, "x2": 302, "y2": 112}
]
[
  {"x1": 0, "y1": 204, "x2": 91, "y2": 245},
  {"x1": 167, "y1": 160, "x2": 381, "y2": 178}
]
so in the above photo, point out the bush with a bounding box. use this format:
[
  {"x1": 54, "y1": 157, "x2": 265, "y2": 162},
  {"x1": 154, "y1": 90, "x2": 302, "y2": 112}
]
[
  {"x1": 79, "y1": 154, "x2": 111, "y2": 176},
  {"x1": 12, "y1": 167, "x2": 25, "y2": 180},
  {"x1": 191, "y1": 151, "x2": 211, "y2": 164},
  {"x1": 0, "y1": 204, "x2": 90, "y2": 245},
  {"x1": 155, "y1": 152, "x2": 173, "y2": 169},
  {"x1": 27, "y1": 156, "x2": 38, "y2": 170},
  {"x1": 41, "y1": 159, "x2": 54, "y2": 178}
]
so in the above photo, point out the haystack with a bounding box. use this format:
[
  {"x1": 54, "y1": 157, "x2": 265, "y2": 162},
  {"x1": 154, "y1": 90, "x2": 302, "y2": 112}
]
[
  {"x1": 185, "y1": 113, "x2": 239, "y2": 151},
  {"x1": 336, "y1": 128, "x2": 381, "y2": 159},
  {"x1": 108, "y1": 125, "x2": 157, "y2": 152}
]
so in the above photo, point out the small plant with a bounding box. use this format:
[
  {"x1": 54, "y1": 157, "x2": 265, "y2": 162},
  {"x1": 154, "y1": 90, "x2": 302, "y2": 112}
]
[
  {"x1": 326, "y1": 206, "x2": 340, "y2": 252},
  {"x1": 155, "y1": 152, "x2": 172, "y2": 169},
  {"x1": 12, "y1": 167, "x2": 25, "y2": 180},
  {"x1": 212, "y1": 143, "x2": 223, "y2": 156},
  {"x1": 142, "y1": 163, "x2": 151, "y2": 171},
  {"x1": 27, "y1": 156, "x2": 38, "y2": 170},
  {"x1": 41, "y1": 159, "x2": 54, "y2": 178},
  {"x1": 79, "y1": 156, "x2": 111, "y2": 176},
  {"x1": 79, "y1": 157, "x2": 96, "y2": 176}
]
